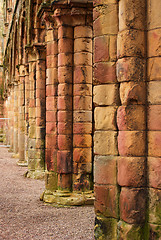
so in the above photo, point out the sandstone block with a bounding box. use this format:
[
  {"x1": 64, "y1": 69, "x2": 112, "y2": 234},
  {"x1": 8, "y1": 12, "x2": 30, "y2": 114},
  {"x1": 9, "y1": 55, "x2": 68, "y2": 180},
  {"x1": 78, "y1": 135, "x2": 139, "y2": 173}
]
[
  {"x1": 46, "y1": 111, "x2": 57, "y2": 123},
  {"x1": 58, "y1": 66, "x2": 73, "y2": 83},
  {"x1": 94, "y1": 155, "x2": 117, "y2": 185},
  {"x1": 73, "y1": 122, "x2": 92, "y2": 134},
  {"x1": 58, "y1": 83, "x2": 72, "y2": 96},
  {"x1": 117, "y1": 157, "x2": 146, "y2": 187},
  {"x1": 94, "y1": 106, "x2": 117, "y2": 130},
  {"x1": 46, "y1": 96, "x2": 57, "y2": 111},
  {"x1": 45, "y1": 171, "x2": 57, "y2": 191},
  {"x1": 149, "y1": 188, "x2": 161, "y2": 225},
  {"x1": 117, "y1": 30, "x2": 145, "y2": 58},
  {"x1": 117, "y1": 105, "x2": 146, "y2": 130},
  {"x1": 46, "y1": 85, "x2": 57, "y2": 97},
  {"x1": 120, "y1": 82, "x2": 146, "y2": 105},
  {"x1": 57, "y1": 150, "x2": 72, "y2": 174},
  {"x1": 94, "y1": 131, "x2": 118, "y2": 155},
  {"x1": 148, "y1": 131, "x2": 161, "y2": 157},
  {"x1": 148, "y1": 81, "x2": 161, "y2": 104},
  {"x1": 93, "y1": 84, "x2": 119, "y2": 106},
  {"x1": 45, "y1": 149, "x2": 57, "y2": 171},
  {"x1": 36, "y1": 126, "x2": 45, "y2": 139},
  {"x1": 74, "y1": 26, "x2": 92, "y2": 38},
  {"x1": 148, "y1": 58, "x2": 161, "y2": 81},
  {"x1": 74, "y1": 38, "x2": 92, "y2": 53},
  {"x1": 119, "y1": 0, "x2": 145, "y2": 31},
  {"x1": 120, "y1": 187, "x2": 146, "y2": 224},
  {"x1": 147, "y1": 0, "x2": 161, "y2": 30},
  {"x1": 57, "y1": 173, "x2": 72, "y2": 190},
  {"x1": 74, "y1": 96, "x2": 92, "y2": 110},
  {"x1": 93, "y1": 5, "x2": 118, "y2": 36},
  {"x1": 148, "y1": 105, "x2": 161, "y2": 130},
  {"x1": 74, "y1": 66, "x2": 92, "y2": 84},
  {"x1": 36, "y1": 89, "x2": 45, "y2": 99},
  {"x1": 74, "y1": 52, "x2": 92, "y2": 66},
  {"x1": 36, "y1": 70, "x2": 46, "y2": 83},
  {"x1": 117, "y1": 57, "x2": 146, "y2": 82},
  {"x1": 57, "y1": 96, "x2": 72, "y2": 110},
  {"x1": 58, "y1": 135, "x2": 72, "y2": 150},
  {"x1": 47, "y1": 41, "x2": 58, "y2": 56},
  {"x1": 94, "y1": 62, "x2": 117, "y2": 84},
  {"x1": 46, "y1": 68, "x2": 58, "y2": 85},
  {"x1": 58, "y1": 122, "x2": 72, "y2": 135},
  {"x1": 148, "y1": 157, "x2": 161, "y2": 189},
  {"x1": 73, "y1": 111, "x2": 92, "y2": 122},
  {"x1": 58, "y1": 53, "x2": 73, "y2": 67},
  {"x1": 94, "y1": 36, "x2": 109, "y2": 63},
  {"x1": 95, "y1": 185, "x2": 118, "y2": 218},
  {"x1": 73, "y1": 148, "x2": 92, "y2": 163},
  {"x1": 73, "y1": 84, "x2": 92, "y2": 96},
  {"x1": 73, "y1": 134, "x2": 92, "y2": 148},
  {"x1": 58, "y1": 110, "x2": 72, "y2": 122},
  {"x1": 109, "y1": 35, "x2": 117, "y2": 61},
  {"x1": 93, "y1": 0, "x2": 117, "y2": 6},
  {"x1": 58, "y1": 26, "x2": 73, "y2": 39},
  {"x1": 118, "y1": 131, "x2": 146, "y2": 156},
  {"x1": 58, "y1": 38, "x2": 73, "y2": 53},
  {"x1": 46, "y1": 29, "x2": 54, "y2": 42},
  {"x1": 148, "y1": 29, "x2": 161, "y2": 57},
  {"x1": 46, "y1": 135, "x2": 57, "y2": 149},
  {"x1": 46, "y1": 55, "x2": 58, "y2": 68}
]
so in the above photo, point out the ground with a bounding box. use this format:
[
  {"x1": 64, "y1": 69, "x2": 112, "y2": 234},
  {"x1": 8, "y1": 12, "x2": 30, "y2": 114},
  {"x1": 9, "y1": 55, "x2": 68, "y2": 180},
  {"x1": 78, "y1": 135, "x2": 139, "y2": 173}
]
[{"x1": 0, "y1": 146, "x2": 94, "y2": 240}]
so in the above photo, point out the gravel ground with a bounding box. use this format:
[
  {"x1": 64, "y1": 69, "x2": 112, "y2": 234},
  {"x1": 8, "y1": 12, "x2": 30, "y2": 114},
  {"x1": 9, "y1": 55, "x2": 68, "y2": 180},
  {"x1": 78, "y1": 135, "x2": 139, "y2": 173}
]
[{"x1": 0, "y1": 146, "x2": 95, "y2": 240}]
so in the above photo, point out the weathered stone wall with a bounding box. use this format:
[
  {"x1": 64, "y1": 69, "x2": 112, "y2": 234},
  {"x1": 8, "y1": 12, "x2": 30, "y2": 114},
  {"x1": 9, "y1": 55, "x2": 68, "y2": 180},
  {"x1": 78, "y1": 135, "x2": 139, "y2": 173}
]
[{"x1": 93, "y1": 0, "x2": 161, "y2": 239}]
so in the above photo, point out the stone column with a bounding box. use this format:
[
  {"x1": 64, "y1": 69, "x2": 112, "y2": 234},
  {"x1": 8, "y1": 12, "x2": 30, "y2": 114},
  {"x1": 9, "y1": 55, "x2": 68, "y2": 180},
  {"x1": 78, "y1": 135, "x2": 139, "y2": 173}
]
[
  {"x1": 117, "y1": 0, "x2": 147, "y2": 238},
  {"x1": 93, "y1": 0, "x2": 119, "y2": 239},
  {"x1": 13, "y1": 81, "x2": 19, "y2": 156},
  {"x1": 147, "y1": 0, "x2": 161, "y2": 237},
  {"x1": 26, "y1": 44, "x2": 46, "y2": 179},
  {"x1": 44, "y1": 15, "x2": 58, "y2": 194},
  {"x1": 24, "y1": 63, "x2": 29, "y2": 163},
  {"x1": 73, "y1": 10, "x2": 93, "y2": 193},
  {"x1": 56, "y1": 17, "x2": 73, "y2": 192},
  {"x1": 17, "y1": 65, "x2": 26, "y2": 165},
  {"x1": 34, "y1": 43, "x2": 46, "y2": 178},
  {"x1": 9, "y1": 86, "x2": 14, "y2": 152},
  {"x1": 40, "y1": 1, "x2": 94, "y2": 206},
  {"x1": 27, "y1": 49, "x2": 37, "y2": 175}
]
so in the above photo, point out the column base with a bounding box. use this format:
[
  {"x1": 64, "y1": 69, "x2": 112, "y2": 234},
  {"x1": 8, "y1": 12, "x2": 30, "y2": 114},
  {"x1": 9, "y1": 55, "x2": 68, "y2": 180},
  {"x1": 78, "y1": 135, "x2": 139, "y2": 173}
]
[
  {"x1": 25, "y1": 170, "x2": 45, "y2": 179},
  {"x1": 17, "y1": 160, "x2": 28, "y2": 167},
  {"x1": 41, "y1": 190, "x2": 94, "y2": 206}
]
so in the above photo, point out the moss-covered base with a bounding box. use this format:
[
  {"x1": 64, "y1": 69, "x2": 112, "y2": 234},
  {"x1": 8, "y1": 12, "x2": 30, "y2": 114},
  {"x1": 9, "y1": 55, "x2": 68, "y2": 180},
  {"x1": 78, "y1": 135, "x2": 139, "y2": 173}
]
[
  {"x1": 94, "y1": 215, "x2": 117, "y2": 240},
  {"x1": 117, "y1": 221, "x2": 147, "y2": 240},
  {"x1": 41, "y1": 190, "x2": 94, "y2": 206},
  {"x1": 25, "y1": 170, "x2": 45, "y2": 179}
]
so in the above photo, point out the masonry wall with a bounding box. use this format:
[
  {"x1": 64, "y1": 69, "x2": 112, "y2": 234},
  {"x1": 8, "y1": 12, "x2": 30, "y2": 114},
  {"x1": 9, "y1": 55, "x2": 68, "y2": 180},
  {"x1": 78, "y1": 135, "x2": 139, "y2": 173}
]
[{"x1": 94, "y1": 0, "x2": 161, "y2": 239}]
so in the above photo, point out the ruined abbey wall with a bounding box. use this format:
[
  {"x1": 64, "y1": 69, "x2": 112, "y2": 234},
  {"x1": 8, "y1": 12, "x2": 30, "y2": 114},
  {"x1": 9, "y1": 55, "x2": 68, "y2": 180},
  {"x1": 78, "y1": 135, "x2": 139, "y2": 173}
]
[{"x1": 2, "y1": 0, "x2": 161, "y2": 239}]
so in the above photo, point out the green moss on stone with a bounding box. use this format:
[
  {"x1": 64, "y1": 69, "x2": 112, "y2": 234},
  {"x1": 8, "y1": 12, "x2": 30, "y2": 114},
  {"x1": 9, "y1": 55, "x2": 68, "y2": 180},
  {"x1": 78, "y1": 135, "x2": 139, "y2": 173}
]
[
  {"x1": 118, "y1": 221, "x2": 147, "y2": 240},
  {"x1": 94, "y1": 215, "x2": 117, "y2": 240}
]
